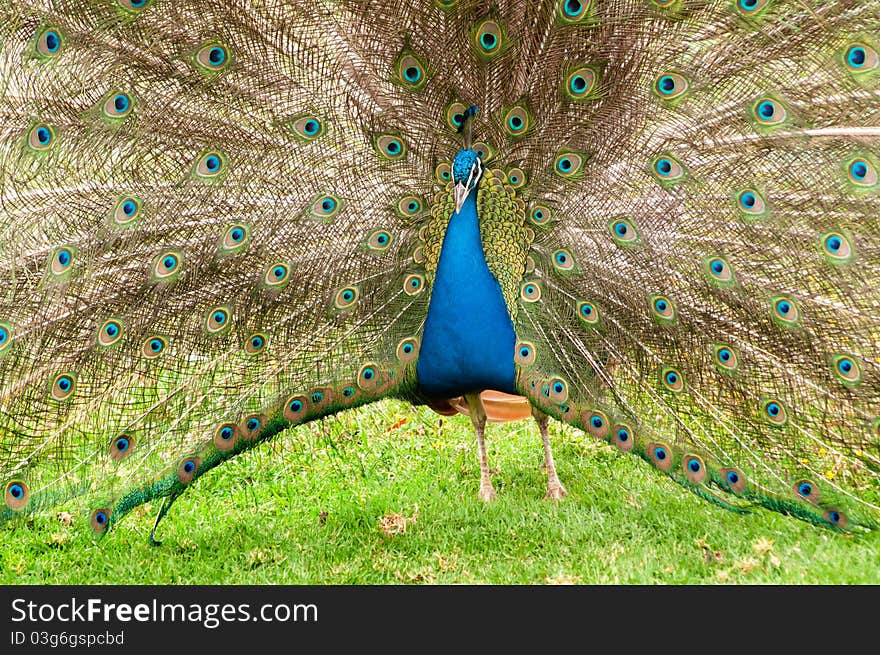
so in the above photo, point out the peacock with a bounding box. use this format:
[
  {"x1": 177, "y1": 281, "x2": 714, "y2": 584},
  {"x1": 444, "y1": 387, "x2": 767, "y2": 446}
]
[{"x1": 1, "y1": 0, "x2": 879, "y2": 542}]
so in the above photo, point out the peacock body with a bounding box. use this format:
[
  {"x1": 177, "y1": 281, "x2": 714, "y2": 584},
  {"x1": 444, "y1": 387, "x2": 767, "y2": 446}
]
[{"x1": 1, "y1": 0, "x2": 879, "y2": 537}]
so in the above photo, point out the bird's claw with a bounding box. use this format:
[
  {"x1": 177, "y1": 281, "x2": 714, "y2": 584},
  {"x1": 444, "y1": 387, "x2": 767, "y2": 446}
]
[{"x1": 545, "y1": 481, "x2": 568, "y2": 502}]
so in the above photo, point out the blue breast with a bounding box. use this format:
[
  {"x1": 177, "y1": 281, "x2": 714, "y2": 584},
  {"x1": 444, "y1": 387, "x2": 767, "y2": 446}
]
[{"x1": 416, "y1": 192, "x2": 516, "y2": 398}]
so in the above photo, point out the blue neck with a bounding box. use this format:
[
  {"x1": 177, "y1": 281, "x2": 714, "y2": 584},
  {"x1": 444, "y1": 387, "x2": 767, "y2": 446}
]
[{"x1": 416, "y1": 190, "x2": 517, "y2": 398}]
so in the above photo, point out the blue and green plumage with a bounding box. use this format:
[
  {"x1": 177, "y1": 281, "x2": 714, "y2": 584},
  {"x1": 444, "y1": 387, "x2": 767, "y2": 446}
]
[{"x1": 1, "y1": 0, "x2": 879, "y2": 538}]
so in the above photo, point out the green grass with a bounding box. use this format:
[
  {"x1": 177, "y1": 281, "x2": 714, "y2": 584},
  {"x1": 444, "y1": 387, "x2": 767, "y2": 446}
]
[{"x1": 2, "y1": 400, "x2": 878, "y2": 584}]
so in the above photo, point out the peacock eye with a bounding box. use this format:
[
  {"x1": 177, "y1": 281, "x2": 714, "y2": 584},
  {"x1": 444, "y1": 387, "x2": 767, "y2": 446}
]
[
  {"x1": 844, "y1": 43, "x2": 878, "y2": 73},
  {"x1": 752, "y1": 97, "x2": 787, "y2": 126},
  {"x1": 102, "y1": 92, "x2": 133, "y2": 119},
  {"x1": 397, "y1": 53, "x2": 427, "y2": 89},
  {"x1": 290, "y1": 115, "x2": 325, "y2": 142},
  {"x1": 376, "y1": 134, "x2": 406, "y2": 160},
  {"x1": 654, "y1": 72, "x2": 689, "y2": 100},
  {"x1": 564, "y1": 66, "x2": 598, "y2": 101},
  {"x1": 475, "y1": 21, "x2": 503, "y2": 55},
  {"x1": 36, "y1": 27, "x2": 63, "y2": 58},
  {"x1": 28, "y1": 123, "x2": 55, "y2": 151},
  {"x1": 195, "y1": 42, "x2": 230, "y2": 71},
  {"x1": 194, "y1": 151, "x2": 226, "y2": 179}
]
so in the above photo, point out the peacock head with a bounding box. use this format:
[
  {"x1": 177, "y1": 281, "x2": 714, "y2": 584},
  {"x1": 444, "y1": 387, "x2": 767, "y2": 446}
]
[{"x1": 452, "y1": 148, "x2": 483, "y2": 213}]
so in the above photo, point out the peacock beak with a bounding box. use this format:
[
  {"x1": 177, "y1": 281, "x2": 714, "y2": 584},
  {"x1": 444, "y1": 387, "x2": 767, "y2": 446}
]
[
  {"x1": 453, "y1": 182, "x2": 469, "y2": 214},
  {"x1": 452, "y1": 159, "x2": 483, "y2": 214}
]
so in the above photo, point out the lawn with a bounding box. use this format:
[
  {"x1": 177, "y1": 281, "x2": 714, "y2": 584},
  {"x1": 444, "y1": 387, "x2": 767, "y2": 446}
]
[{"x1": 1, "y1": 399, "x2": 877, "y2": 584}]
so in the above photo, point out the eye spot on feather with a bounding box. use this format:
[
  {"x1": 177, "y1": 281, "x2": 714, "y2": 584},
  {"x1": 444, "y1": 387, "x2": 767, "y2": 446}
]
[
  {"x1": 553, "y1": 151, "x2": 585, "y2": 178},
  {"x1": 770, "y1": 295, "x2": 799, "y2": 327},
  {"x1": 520, "y1": 281, "x2": 541, "y2": 302},
  {"x1": 206, "y1": 307, "x2": 230, "y2": 333},
  {"x1": 244, "y1": 333, "x2": 267, "y2": 355},
  {"x1": 0, "y1": 323, "x2": 11, "y2": 353},
  {"x1": 751, "y1": 98, "x2": 787, "y2": 126},
  {"x1": 289, "y1": 115, "x2": 325, "y2": 142},
  {"x1": 713, "y1": 344, "x2": 739, "y2": 373},
  {"x1": 552, "y1": 249, "x2": 575, "y2": 271},
  {"x1": 308, "y1": 388, "x2": 333, "y2": 411},
  {"x1": 445, "y1": 101, "x2": 468, "y2": 130},
  {"x1": 558, "y1": 0, "x2": 591, "y2": 22},
  {"x1": 109, "y1": 434, "x2": 134, "y2": 461},
  {"x1": 529, "y1": 204, "x2": 551, "y2": 226},
  {"x1": 194, "y1": 151, "x2": 226, "y2": 179},
  {"x1": 735, "y1": 188, "x2": 768, "y2": 217},
  {"x1": 503, "y1": 106, "x2": 531, "y2": 137},
  {"x1": 564, "y1": 66, "x2": 598, "y2": 101},
  {"x1": 435, "y1": 162, "x2": 452, "y2": 182},
  {"x1": 376, "y1": 135, "x2": 406, "y2": 160},
  {"x1": 514, "y1": 341, "x2": 536, "y2": 366},
  {"x1": 844, "y1": 43, "x2": 878, "y2": 73},
  {"x1": 683, "y1": 455, "x2": 706, "y2": 484},
  {"x1": 98, "y1": 319, "x2": 123, "y2": 347},
  {"x1": 720, "y1": 468, "x2": 746, "y2": 494},
  {"x1": 396, "y1": 53, "x2": 427, "y2": 89},
  {"x1": 793, "y1": 479, "x2": 820, "y2": 504},
  {"x1": 357, "y1": 364, "x2": 381, "y2": 391},
  {"x1": 177, "y1": 457, "x2": 201, "y2": 484},
  {"x1": 220, "y1": 224, "x2": 249, "y2": 252},
  {"x1": 648, "y1": 443, "x2": 674, "y2": 471},
  {"x1": 649, "y1": 294, "x2": 676, "y2": 323},
  {"x1": 506, "y1": 167, "x2": 526, "y2": 188},
  {"x1": 546, "y1": 377, "x2": 568, "y2": 403},
  {"x1": 471, "y1": 142, "x2": 493, "y2": 162},
  {"x1": 90, "y1": 508, "x2": 110, "y2": 534},
  {"x1": 831, "y1": 354, "x2": 861, "y2": 386},
  {"x1": 240, "y1": 415, "x2": 265, "y2": 441},
  {"x1": 577, "y1": 300, "x2": 600, "y2": 326},
  {"x1": 847, "y1": 158, "x2": 877, "y2": 186},
  {"x1": 335, "y1": 285, "x2": 360, "y2": 308},
  {"x1": 113, "y1": 196, "x2": 142, "y2": 226},
  {"x1": 36, "y1": 27, "x2": 63, "y2": 58},
  {"x1": 397, "y1": 196, "x2": 423, "y2": 217},
  {"x1": 585, "y1": 411, "x2": 609, "y2": 439},
  {"x1": 609, "y1": 217, "x2": 639, "y2": 247},
  {"x1": 653, "y1": 73, "x2": 688, "y2": 100},
  {"x1": 736, "y1": 0, "x2": 769, "y2": 15},
  {"x1": 364, "y1": 229, "x2": 393, "y2": 253},
  {"x1": 396, "y1": 337, "x2": 419, "y2": 362},
  {"x1": 102, "y1": 92, "x2": 133, "y2": 119},
  {"x1": 474, "y1": 20, "x2": 504, "y2": 56},
  {"x1": 761, "y1": 398, "x2": 788, "y2": 426},
  {"x1": 142, "y1": 336, "x2": 166, "y2": 358},
  {"x1": 824, "y1": 509, "x2": 846, "y2": 529},
  {"x1": 820, "y1": 232, "x2": 854, "y2": 264},
  {"x1": 284, "y1": 395, "x2": 307, "y2": 423},
  {"x1": 611, "y1": 424, "x2": 634, "y2": 451},
  {"x1": 264, "y1": 263, "x2": 289, "y2": 288},
  {"x1": 651, "y1": 155, "x2": 685, "y2": 184},
  {"x1": 50, "y1": 247, "x2": 73, "y2": 275},
  {"x1": 705, "y1": 256, "x2": 735, "y2": 286},
  {"x1": 28, "y1": 123, "x2": 55, "y2": 151},
  {"x1": 214, "y1": 423, "x2": 239, "y2": 451},
  {"x1": 660, "y1": 367, "x2": 684, "y2": 392},
  {"x1": 403, "y1": 274, "x2": 424, "y2": 295},
  {"x1": 194, "y1": 42, "x2": 230, "y2": 71},
  {"x1": 51, "y1": 373, "x2": 75, "y2": 400},
  {"x1": 118, "y1": 0, "x2": 152, "y2": 12},
  {"x1": 5, "y1": 481, "x2": 29, "y2": 510}
]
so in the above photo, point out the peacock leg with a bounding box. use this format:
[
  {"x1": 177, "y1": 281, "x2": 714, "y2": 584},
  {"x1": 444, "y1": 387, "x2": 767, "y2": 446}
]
[
  {"x1": 465, "y1": 392, "x2": 497, "y2": 502},
  {"x1": 532, "y1": 408, "x2": 568, "y2": 501}
]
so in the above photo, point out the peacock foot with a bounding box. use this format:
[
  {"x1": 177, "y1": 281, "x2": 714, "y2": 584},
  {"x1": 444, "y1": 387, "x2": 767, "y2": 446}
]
[
  {"x1": 545, "y1": 480, "x2": 568, "y2": 502},
  {"x1": 478, "y1": 483, "x2": 498, "y2": 503}
]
